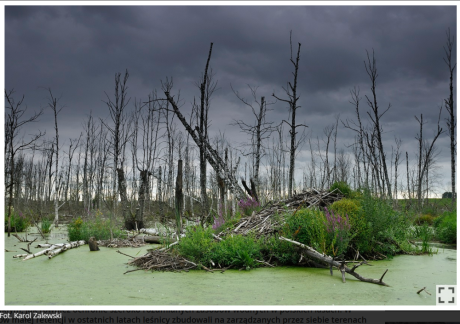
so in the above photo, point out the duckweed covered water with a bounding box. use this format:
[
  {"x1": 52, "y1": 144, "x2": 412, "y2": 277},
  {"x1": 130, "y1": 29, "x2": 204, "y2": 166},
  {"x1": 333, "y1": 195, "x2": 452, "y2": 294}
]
[{"x1": 3, "y1": 226, "x2": 456, "y2": 305}]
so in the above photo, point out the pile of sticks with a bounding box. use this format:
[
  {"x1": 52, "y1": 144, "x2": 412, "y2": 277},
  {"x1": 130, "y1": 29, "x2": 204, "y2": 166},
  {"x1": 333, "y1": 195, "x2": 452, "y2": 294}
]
[
  {"x1": 121, "y1": 249, "x2": 197, "y2": 274},
  {"x1": 218, "y1": 189, "x2": 344, "y2": 238}
]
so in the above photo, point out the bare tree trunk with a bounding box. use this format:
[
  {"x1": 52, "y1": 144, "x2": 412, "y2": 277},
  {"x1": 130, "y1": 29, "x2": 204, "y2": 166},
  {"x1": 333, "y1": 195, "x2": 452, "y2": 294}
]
[
  {"x1": 415, "y1": 110, "x2": 443, "y2": 209},
  {"x1": 135, "y1": 170, "x2": 151, "y2": 230},
  {"x1": 273, "y1": 32, "x2": 304, "y2": 198},
  {"x1": 443, "y1": 28, "x2": 456, "y2": 206},
  {"x1": 406, "y1": 152, "x2": 411, "y2": 200},
  {"x1": 333, "y1": 115, "x2": 339, "y2": 184},
  {"x1": 364, "y1": 50, "x2": 392, "y2": 198},
  {"x1": 394, "y1": 138, "x2": 401, "y2": 200},
  {"x1": 64, "y1": 135, "x2": 81, "y2": 203},
  {"x1": 199, "y1": 43, "x2": 214, "y2": 225},
  {"x1": 232, "y1": 89, "x2": 275, "y2": 196},
  {"x1": 175, "y1": 160, "x2": 183, "y2": 233},
  {"x1": 158, "y1": 166, "x2": 163, "y2": 222},
  {"x1": 117, "y1": 168, "x2": 130, "y2": 229},
  {"x1": 102, "y1": 70, "x2": 132, "y2": 229},
  {"x1": 45, "y1": 89, "x2": 65, "y2": 227}
]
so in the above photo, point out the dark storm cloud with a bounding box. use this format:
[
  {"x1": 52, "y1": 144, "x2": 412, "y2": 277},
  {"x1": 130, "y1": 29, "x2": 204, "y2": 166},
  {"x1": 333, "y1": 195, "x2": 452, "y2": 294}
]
[{"x1": 4, "y1": 5, "x2": 456, "y2": 194}]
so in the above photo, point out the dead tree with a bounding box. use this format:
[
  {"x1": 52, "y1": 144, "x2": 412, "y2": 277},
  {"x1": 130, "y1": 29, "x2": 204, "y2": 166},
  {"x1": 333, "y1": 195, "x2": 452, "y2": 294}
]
[
  {"x1": 82, "y1": 113, "x2": 95, "y2": 214},
  {"x1": 406, "y1": 152, "x2": 411, "y2": 201},
  {"x1": 95, "y1": 122, "x2": 109, "y2": 209},
  {"x1": 364, "y1": 49, "x2": 392, "y2": 198},
  {"x1": 164, "y1": 87, "x2": 247, "y2": 200},
  {"x1": 443, "y1": 27, "x2": 456, "y2": 205},
  {"x1": 101, "y1": 70, "x2": 133, "y2": 230},
  {"x1": 273, "y1": 32, "x2": 307, "y2": 198},
  {"x1": 415, "y1": 110, "x2": 444, "y2": 209},
  {"x1": 322, "y1": 124, "x2": 335, "y2": 188},
  {"x1": 231, "y1": 85, "x2": 275, "y2": 195},
  {"x1": 184, "y1": 111, "x2": 195, "y2": 218},
  {"x1": 64, "y1": 134, "x2": 81, "y2": 204},
  {"x1": 163, "y1": 44, "x2": 248, "y2": 224},
  {"x1": 175, "y1": 160, "x2": 183, "y2": 233},
  {"x1": 393, "y1": 138, "x2": 402, "y2": 200},
  {"x1": 195, "y1": 43, "x2": 217, "y2": 225},
  {"x1": 332, "y1": 115, "x2": 339, "y2": 184},
  {"x1": 241, "y1": 177, "x2": 259, "y2": 204},
  {"x1": 343, "y1": 86, "x2": 369, "y2": 189},
  {"x1": 133, "y1": 91, "x2": 161, "y2": 227},
  {"x1": 46, "y1": 89, "x2": 65, "y2": 227},
  {"x1": 157, "y1": 166, "x2": 163, "y2": 217},
  {"x1": 5, "y1": 89, "x2": 44, "y2": 236}
]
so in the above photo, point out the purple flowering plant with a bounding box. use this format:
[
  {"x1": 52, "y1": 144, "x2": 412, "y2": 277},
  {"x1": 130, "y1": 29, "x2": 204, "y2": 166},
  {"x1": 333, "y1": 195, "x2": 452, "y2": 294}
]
[
  {"x1": 323, "y1": 207, "x2": 351, "y2": 256},
  {"x1": 5, "y1": 208, "x2": 30, "y2": 232},
  {"x1": 238, "y1": 197, "x2": 260, "y2": 216},
  {"x1": 212, "y1": 206, "x2": 226, "y2": 230}
]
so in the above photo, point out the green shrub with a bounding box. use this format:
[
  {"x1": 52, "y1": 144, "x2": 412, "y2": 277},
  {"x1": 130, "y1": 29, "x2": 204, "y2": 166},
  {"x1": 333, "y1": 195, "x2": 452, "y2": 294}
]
[
  {"x1": 354, "y1": 189, "x2": 410, "y2": 256},
  {"x1": 211, "y1": 235, "x2": 262, "y2": 269},
  {"x1": 284, "y1": 208, "x2": 327, "y2": 253},
  {"x1": 214, "y1": 213, "x2": 242, "y2": 234},
  {"x1": 5, "y1": 208, "x2": 30, "y2": 232},
  {"x1": 329, "y1": 181, "x2": 353, "y2": 198},
  {"x1": 421, "y1": 205, "x2": 437, "y2": 217},
  {"x1": 330, "y1": 199, "x2": 362, "y2": 234},
  {"x1": 418, "y1": 223, "x2": 433, "y2": 254},
  {"x1": 41, "y1": 218, "x2": 52, "y2": 234},
  {"x1": 434, "y1": 211, "x2": 456, "y2": 244},
  {"x1": 176, "y1": 225, "x2": 215, "y2": 264},
  {"x1": 413, "y1": 214, "x2": 435, "y2": 225},
  {"x1": 260, "y1": 235, "x2": 298, "y2": 265},
  {"x1": 324, "y1": 208, "x2": 352, "y2": 257},
  {"x1": 67, "y1": 215, "x2": 124, "y2": 242},
  {"x1": 67, "y1": 217, "x2": 84, "y2": 241}
]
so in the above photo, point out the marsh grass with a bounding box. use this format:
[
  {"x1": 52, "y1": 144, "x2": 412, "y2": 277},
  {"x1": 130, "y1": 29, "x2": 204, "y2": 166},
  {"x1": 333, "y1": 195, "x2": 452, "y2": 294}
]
[
  {"x1": 41, "y1": 218, "x2": 52, "y2": 234},
  {"x1": 5, "y1": 208, "x2": 30, "y2": 233},
  {"x1": 67, "y1": 213, "x2": 125, "y2": 242},
  {"x1": 434, "y1": 211, "x2": 457, "y2": 244}
]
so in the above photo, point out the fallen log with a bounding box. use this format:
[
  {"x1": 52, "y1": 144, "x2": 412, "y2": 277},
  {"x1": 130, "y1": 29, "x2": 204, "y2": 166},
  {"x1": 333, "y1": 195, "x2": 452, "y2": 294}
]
[
  {"x1": 143, "y1": 235, "x2": 177, "y2": 244},
  {"x1": 279, "y1": 236, "x2": 389, "y2": 286},
  {"x1": 22, "y1": 241, "x2": 86, "y2": 261},
  {"x1": 36, "y1": 243, "x2": 53, "y2": 248},
  {"x1": 23, "y1": 243, "x2": 64, "y2": 260},
  {"x1": 139, "y1": 228, "x2": 159, "y2": 235},
  {"x1": 47, "y1": 240, "x2": 86, "y2": 259},
  {"x1": 13, "y1": 253, "x2": 29, "y2": 258}
]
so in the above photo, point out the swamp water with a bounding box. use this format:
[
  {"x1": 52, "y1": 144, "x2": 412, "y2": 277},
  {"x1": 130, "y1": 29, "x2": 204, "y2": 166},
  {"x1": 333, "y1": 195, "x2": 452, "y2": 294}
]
[{"x1": 3, "y1": 227, "x2": 457, "y2": 306}]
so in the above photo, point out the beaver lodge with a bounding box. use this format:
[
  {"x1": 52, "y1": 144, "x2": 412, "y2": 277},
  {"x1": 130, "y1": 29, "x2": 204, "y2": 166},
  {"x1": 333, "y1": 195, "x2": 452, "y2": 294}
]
[{"x1": 120, "y1": 189, "x2": 390, "y2": 286}]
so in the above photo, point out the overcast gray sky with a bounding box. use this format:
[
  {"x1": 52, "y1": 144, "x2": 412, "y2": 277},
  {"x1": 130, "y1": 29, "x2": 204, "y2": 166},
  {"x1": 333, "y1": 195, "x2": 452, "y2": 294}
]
[{"x1": 4, "y1": 5, "x2": 457, "y2": 196}]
